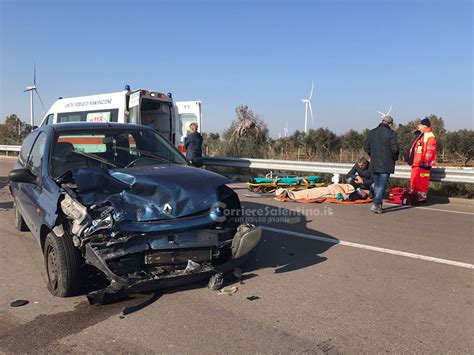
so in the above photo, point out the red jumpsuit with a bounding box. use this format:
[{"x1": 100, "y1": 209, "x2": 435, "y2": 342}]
[{"x1": 408, "y1": 129, "x2": 437, "y2": 200}]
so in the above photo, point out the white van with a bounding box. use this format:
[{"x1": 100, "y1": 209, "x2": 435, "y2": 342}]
[{"x1": 40, "y1": 88, "x2": 177, "y2": 144}]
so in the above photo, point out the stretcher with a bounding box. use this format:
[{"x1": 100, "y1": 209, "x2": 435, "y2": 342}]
[
  {"x1": 247, "y1": 173, "x2": 324, "y2": 193},
  {"x1": 274, "y1": 196, "x2": 373, "y2": 204}
]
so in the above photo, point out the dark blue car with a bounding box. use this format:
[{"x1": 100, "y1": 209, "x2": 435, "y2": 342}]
[{"x1": 9, "y1": 123, "x2": 261, "y2": 303}]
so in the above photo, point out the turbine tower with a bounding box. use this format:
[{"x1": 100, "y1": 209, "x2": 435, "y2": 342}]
[
  {"x1": 24, "y1": 64, "x2": 46, "y2": 127},
  {"x1": 301, "y1": 81, "x2": 314, "y2": 133},
  {"x1": 24, "y1": 66, "x2": 37, "y2": 126},
  {"x1": 284, "y1": 121, "x2": 289, "y2": 137}
]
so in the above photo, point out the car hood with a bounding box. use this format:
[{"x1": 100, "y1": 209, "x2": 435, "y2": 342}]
[{"x1": 69, "y1": 164, "x2": 229, "y2": 222}]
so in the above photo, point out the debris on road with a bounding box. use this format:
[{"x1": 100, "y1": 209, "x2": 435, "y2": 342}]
[
  {"x1": 217, "y1": 286, "x2": 238, "y2": 295},
  {"x1": 246, "y1": 296, "x2": 260, "y2": 301},
  {"x1": 207, "y1": 273, "x2": 224, "y2": 290},
  {"x1": 10, "y1": 299, "x2": 29, "y2": 307}
]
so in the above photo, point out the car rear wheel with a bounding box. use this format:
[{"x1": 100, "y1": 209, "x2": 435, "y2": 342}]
[
  {"x1": 13, "y1": 203, "x2": 29, "y2": 231},
  {"x1": 44, "y1": 231, "x2": 82, "y2": 297}
]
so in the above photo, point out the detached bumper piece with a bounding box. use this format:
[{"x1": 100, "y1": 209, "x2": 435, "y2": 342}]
[{"x1": 85, "y1": 224, "x2": 262, "y2": 305}]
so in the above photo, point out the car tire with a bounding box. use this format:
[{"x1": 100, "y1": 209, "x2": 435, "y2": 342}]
[
  {"x1": 44, "y1": 231, "x2": 82, "y2": 297},
  {"x1": 13, "y1": 203, "x2": 29, "y2": 232}
]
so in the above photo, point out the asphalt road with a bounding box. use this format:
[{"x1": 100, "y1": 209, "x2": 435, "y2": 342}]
[{"x1": 0, "y1": 158, "x2": 472, "y2": 353}]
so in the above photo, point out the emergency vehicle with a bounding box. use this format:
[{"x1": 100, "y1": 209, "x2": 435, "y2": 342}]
[{"x1": 39, "y1": 88, "x2": 203, "y2": 148}]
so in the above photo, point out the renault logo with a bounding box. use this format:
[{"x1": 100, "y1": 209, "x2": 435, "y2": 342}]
[{"x1": 163, "y1": 203, "x2": 173, "y2": 215}]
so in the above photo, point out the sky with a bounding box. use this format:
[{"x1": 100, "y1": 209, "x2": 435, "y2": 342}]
[{"x1": 0, "y1": 0, "x2": 472, "y2": 137}]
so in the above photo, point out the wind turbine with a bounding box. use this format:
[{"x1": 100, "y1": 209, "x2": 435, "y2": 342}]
[
  {"x1": 24, "y1": 64, "x2": 46, "y2": 127},
  {"x1": 283, "y1": 121, "x2": 289, "y2": 137},
  {"x1": 377, "y1": 105, "x2": 392, "y2": 118},
  {"x1": 301, "y1": 81, "x2": 314, "y2": 133}
]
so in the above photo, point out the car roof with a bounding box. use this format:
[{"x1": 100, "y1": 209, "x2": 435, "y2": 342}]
[{"x1": 44, "y1": 122, "x2": 152, "y2": 132}]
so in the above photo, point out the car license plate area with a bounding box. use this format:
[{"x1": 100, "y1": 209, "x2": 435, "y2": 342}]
[{"x1": 144, "y1": 248, "x2": 212, "y2": 265}]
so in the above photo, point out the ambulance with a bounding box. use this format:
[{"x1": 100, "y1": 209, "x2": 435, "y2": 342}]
[{"x1": 39, "y1": 87, "x2": 203, "y2": 148}]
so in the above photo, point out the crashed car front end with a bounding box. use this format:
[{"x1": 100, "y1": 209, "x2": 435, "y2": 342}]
[{"x1": 55, "y1": 167, "x2": 261, "y2": 303}]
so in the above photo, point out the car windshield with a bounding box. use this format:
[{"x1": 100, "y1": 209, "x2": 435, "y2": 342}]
[{"x1": 51, "y1": 128, "x2": 188, "y2": 177}]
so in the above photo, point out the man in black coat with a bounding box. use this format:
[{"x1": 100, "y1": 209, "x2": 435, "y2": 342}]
[
  {"x1": 184, "y1": 122, "x2": 203, "y2": 163},
  {"x1": 364, "y1": 116, "x2": 400, "y2": 213}
]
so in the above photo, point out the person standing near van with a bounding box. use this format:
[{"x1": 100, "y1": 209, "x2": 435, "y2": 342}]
[
  {"x1": 364, "y1": 115, "x2": 400, "y2": 213},
  {"x1": 184, "y1": 122, "x2": 203, "y2": 162}
]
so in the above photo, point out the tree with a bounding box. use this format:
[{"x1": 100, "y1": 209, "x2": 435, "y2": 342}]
[
  {"x1": 202, "y1": 132, "x2": 221, "y2": 156},
  {"x1": 220, "y1": 105, "x2": 269, "y2": 158},
  {"x1": 0, "y1": 114, "x2": 32, "y2": 145},
  {"x1": 446, "y1": 130, "x2": 474, "y2": 166}
]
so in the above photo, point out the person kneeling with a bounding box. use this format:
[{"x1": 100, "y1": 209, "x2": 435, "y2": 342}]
[{"x1": 347, "y1": 157, "x2": 373, "y2": 193}]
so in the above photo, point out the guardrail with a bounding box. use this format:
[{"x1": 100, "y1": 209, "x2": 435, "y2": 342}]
[
  {"x1": 0, "y1": 145, "x2": 21, "y2": 155},
  {"x1": 1, "y1": 145, "x2": 472, "y2": 184},
  {"x1": 203, "y1": 157, "x2": 474, "y2": 184}
]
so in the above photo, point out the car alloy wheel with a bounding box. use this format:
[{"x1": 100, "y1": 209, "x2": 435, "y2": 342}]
[{"x1": 46, "y1": 244, "x2": 59, "y2": 292}]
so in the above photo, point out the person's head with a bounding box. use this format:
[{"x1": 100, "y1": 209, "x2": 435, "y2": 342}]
[
  {"x1": 189, "y1": 122, "x2": 198, "y2": 133},
  {"x1": 357, "y1": 157, "x2": 369, "y2": 170},
  {"x1": 382, "y1": 115, "x2": 394, "y2": 128},
  {"x1": 417, "y1": 117, "x2": 431, "y2": 132}
]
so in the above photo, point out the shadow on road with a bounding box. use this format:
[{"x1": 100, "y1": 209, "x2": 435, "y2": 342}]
[
  {"x1": 241, "y1": 201, "x2": 338, "y2": 274},
  {"x1": 0, "y1": 176, "x2": 9, "y2": 190}
]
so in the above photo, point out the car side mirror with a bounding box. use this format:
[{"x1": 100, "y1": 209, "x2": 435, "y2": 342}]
[
  {"x1": 190, "y1": 157, "x2": 204, "y2": 168},
  {"x1": 9, "y1": 168, "x2": 37, "y2": 184}
]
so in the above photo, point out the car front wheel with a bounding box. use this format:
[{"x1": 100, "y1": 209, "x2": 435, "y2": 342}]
[
  {"x1": 13, "y1": 203, "x2": 29, "y2": 232},
  {"x1": 44, "y1": 231, "x2": 82, "y2": 297}
]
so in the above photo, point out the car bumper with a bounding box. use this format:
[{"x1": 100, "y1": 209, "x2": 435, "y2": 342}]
[{"x1": 85, "y1": 225, "x2": 261, "y2": 304}]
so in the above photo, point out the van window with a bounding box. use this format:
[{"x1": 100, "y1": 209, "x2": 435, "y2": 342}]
[
  {"x1": 58, "y1": 113, "x2": 82, "y2": 123},
  {"x1": 57, "y1": 109, "x2": 119, "y2": 123}
]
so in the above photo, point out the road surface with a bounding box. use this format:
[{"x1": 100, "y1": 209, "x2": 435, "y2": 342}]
[{"x1": 0, "y1": 158, "x2": 472, "y2": 353}]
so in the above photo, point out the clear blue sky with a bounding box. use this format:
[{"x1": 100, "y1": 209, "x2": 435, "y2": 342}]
[{"x1": 1, "y1": 0, "x2": 472, "y2": 136}]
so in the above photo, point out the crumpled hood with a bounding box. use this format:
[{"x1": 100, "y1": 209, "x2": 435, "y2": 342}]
[{"x1": 70, "y1": 165, "x2": 229, "y2": 222}]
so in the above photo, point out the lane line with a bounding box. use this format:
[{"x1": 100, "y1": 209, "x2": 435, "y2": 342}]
[
  {"x1": 261, "y1": 226, "x2": 474, "y2": 270},
  {"x1": 384, "y1": 202, "x2": 474, "y2": 215}
]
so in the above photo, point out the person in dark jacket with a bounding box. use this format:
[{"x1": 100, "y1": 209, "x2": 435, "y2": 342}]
[
  {"x1": 347, "y1": 157, "x2": 373, "y2": 190},
  {"x1": 364, "y1": 115, "x2": 400, "y2": 213},
  {"x1": 184, "y1": 122, "x2": 203, "y2": 162}
]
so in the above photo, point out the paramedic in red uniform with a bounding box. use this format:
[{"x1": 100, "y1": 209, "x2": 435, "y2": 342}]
[{"x1": 408, "y1": 117, "x2": 437, "y2": 201}]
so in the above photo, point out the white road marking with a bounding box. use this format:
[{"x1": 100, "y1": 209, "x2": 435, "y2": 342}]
[
  {"x1": 261, "y1": 226, "x2": 474, "y2": 270},
  {"x1": 384, "y1": 202, "x2": 474, "y2": 215}
]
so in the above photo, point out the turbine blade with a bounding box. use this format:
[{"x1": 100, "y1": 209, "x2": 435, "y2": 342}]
[
  {"x1": 33, "y1": 62, "x2": 36, "y2": 86},
  {"x1": 377, "y1": 111, "x2": 385, "y2": 116},
  {"x1": 309, "y1": 103, "x2": 314, "y2": 125},
  {"x1": 309, "y1": 80, "x2": 314, "y2": 100},
  {"x1": 386, "y1": 105, "x2": 392, "y2": 116},
  {"x1": 35, "y1": 89, "x2": 46, "y2": 111}
]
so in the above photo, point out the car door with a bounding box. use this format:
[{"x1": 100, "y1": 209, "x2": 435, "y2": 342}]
[{"x1": 20, "y1": 132, "x2": 48, "y2": 237}]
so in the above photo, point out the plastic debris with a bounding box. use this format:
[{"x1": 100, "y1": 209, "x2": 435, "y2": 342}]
[
  {"x1": 207, "y1": 273, "x2": 224, "y2": 290},
  {"x1": 10, "y1": 300, "x2": 29, "y2": 307},
  {"x1": 217, "y1": 286, "x2": 238, "y2": 295},
  {"x1": 183, "y1": 260, "x2": 202, "y2": 274},
  {"x1": 246, "y1": 296, "x2": 260, "y2": 301}
]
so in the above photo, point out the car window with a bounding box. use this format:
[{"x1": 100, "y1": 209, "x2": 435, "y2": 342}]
[
  {"x1": 50, "y1": 128, "x2": 188, "y2": 177},
  {"x1": 18, "y1": 132, "x2": 38, "y2": 167},
  {"x1": 27, "y1": 133, "x2": 47, "y2": 177}
]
